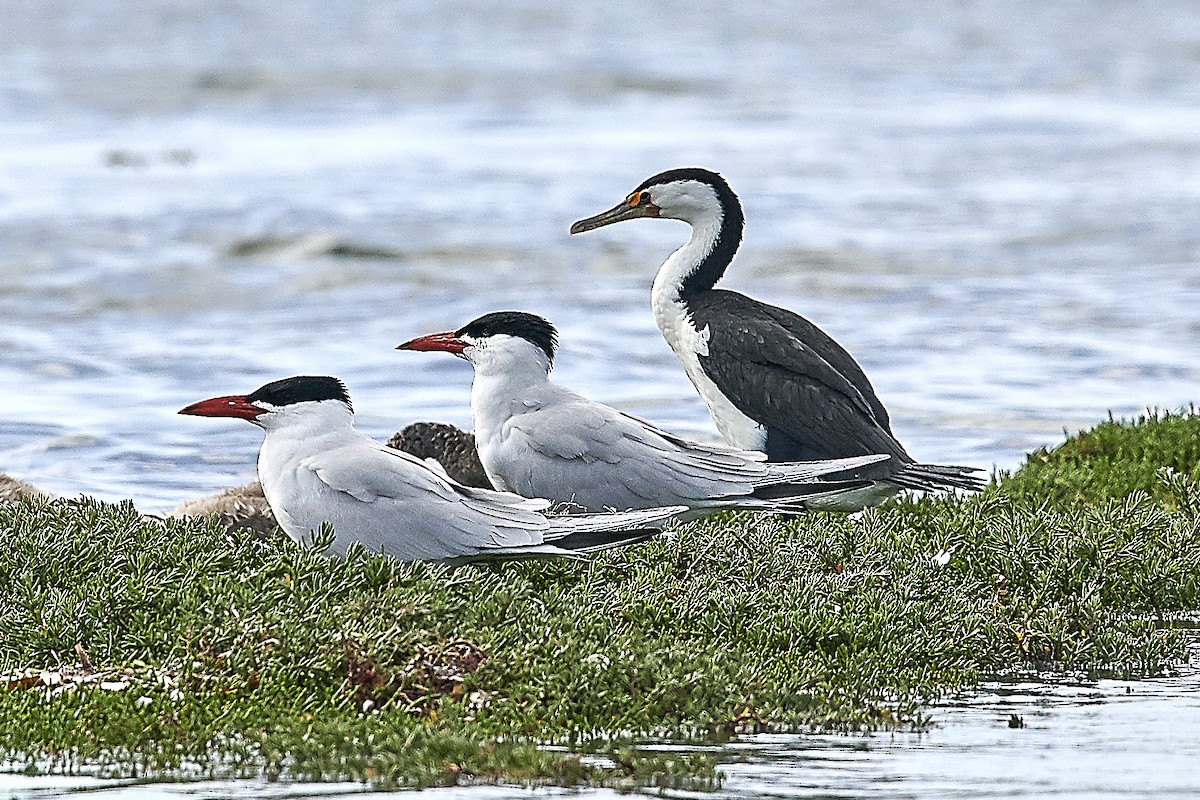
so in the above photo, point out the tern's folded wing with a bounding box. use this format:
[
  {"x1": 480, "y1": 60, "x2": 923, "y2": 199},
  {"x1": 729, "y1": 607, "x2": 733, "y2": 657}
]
[
  {"x1": 500, "y1": 400, "x2": 767, "y2": 508},
  {"x1": 300, "y1": 437, "x2": 553, "y2": 557}
]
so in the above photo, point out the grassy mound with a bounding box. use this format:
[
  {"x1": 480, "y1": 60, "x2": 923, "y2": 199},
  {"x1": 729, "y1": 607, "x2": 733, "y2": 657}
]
[
  {"x1": 998, "y1": 407, "x2": 1200, "y2": 508},
  {"x1": 2, "y1": 410, "x2": 1199, "y2": 788}
]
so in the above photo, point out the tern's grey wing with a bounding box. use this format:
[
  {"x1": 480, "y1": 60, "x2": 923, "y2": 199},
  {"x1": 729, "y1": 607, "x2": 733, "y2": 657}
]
[
  {"x1": 299, "y1": 438, "x2": 552, "y2": 560},
  {"x1": 498, "y1": 398, "x2": 768, "y2": 511},
  {"x1": 609, "y1": 410, "x2": 892, "y2": 483},
  {"x1": 610, "y1": 409, "x2": 766, "y2": 459}
]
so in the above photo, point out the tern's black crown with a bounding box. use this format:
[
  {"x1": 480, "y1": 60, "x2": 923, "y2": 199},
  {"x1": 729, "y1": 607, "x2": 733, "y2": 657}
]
[
  {"x1": 458, "y1": 311, "x2": 558, "y2": 366},
  {"x1": 247, "y1": 376, "x2": 352, "y2": 410}
]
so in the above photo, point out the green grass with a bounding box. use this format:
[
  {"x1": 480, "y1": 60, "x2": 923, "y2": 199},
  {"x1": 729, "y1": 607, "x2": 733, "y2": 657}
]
[
  {"x1": 998, "y1": 407, "x2": 1200, "y2": 509},
  {"x1": 2, "y1": 409, "x2": 1200, "y2": 788}
]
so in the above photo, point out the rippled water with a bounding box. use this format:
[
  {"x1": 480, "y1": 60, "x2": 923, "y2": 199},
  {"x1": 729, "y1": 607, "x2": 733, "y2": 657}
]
[
  {"x1": 2, "y1": 1, "x2": 1200, "y2": 794},
  {"x1": 2, "y1": 0, "x2": 1198, "y2": 511}
]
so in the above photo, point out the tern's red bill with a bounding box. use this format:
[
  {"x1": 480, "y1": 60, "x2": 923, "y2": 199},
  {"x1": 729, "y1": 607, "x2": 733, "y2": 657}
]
[
  {"x1": 395, "y1": 331, "x2": 467, "y2": 354},
  {"x1": 178, "y1": 395, "x2": 265, "y2": 421}
]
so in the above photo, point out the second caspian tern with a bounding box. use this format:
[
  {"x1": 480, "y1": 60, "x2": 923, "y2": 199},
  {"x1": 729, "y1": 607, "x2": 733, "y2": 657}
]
[
  {"x1": 397, "y1": 311, "x2": 890, "y2": 514},
  {"x1": 179, "y1": 376, "x2": 684, "y2": 564}
]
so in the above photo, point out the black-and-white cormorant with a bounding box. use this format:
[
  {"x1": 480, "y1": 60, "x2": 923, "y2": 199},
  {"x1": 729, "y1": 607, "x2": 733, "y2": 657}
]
[{"x1": 570, "y1": 167, "x2": 983, "y2": 509}]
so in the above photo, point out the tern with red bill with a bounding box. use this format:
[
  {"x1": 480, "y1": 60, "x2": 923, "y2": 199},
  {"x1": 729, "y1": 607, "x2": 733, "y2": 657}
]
[
  {"x1": 398, "y1": 311, "x2": 889, "y2": 515},
  {"x1": 179, "y1": 376, "x2": 684, "y2": 564},
  {"x1": 569, "y1": 167, "x2": 984, "y2": 507}
]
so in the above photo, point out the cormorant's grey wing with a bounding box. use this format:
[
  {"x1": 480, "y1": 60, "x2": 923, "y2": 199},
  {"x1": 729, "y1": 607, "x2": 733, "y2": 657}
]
[{"x1": 689, "y1": 292, "x2": 908, "y2": 463}]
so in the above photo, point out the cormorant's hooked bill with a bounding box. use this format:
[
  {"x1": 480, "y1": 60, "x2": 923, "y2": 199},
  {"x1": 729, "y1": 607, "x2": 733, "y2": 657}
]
[{"x1": 570, "y1": 191, "x2": 660, "y2": 234}]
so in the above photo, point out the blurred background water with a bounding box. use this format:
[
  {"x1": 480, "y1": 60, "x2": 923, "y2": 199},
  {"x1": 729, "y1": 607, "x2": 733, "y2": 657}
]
[{"x1": 0, "y1": 1, "x2": 1198, "y2": 513}]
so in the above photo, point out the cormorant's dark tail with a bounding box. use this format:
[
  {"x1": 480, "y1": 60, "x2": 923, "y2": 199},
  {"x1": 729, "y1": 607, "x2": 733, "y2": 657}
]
[{"x1": 890, "y1": 463, "x2": 986, "y2": 493}]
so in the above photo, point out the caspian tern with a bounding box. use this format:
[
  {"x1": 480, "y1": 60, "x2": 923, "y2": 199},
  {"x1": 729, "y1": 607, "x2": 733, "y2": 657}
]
[
  {"x1": 397, "y1": 311, "x2": 890, "y2": 514},
  {"x1": 178, "y1": 376, "x2": 684, "y2": 564},
  {"x1": 569, "y1": 167, "x2": 984, "y2": 508},
  {"x1": 168, "y1": 422, "x2": 491, "y2": 537}
]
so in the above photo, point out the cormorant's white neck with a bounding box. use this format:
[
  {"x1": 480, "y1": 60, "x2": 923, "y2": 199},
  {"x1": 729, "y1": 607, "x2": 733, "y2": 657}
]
[
  {"x1": 643, "y1": 179, "x2": 761, "y2": 451},
  {"x1": 646, "y1": 177, "x2": 743, "y2": 305},
  {"x1": 651, "y1": 215, "x2": 724, "y2": 306}
]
